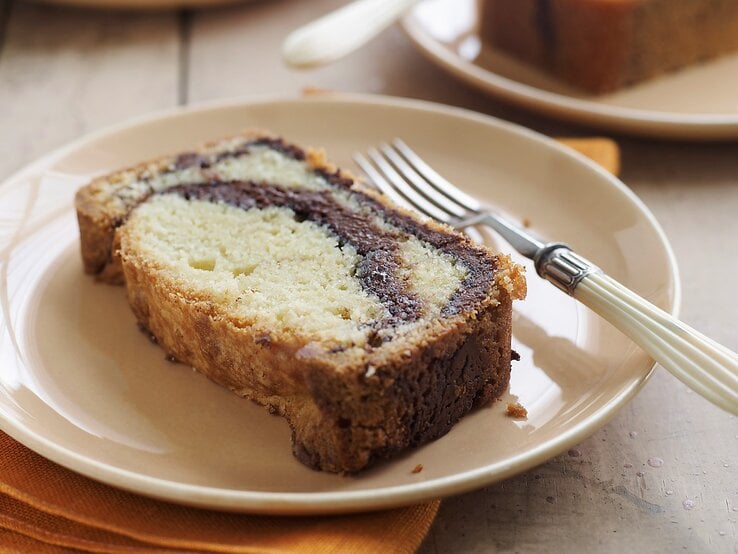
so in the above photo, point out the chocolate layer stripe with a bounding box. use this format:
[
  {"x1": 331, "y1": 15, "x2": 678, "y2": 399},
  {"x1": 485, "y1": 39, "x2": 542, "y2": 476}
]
[
  {"x1": 165, "y1": 181, "x2": 423, "y2": 328},
  {"x1": 129, "y1": 137, "x2": 496, "y2": 329},
  {"x1": 172, "y1": 137, "x2": 309, "y2": 171},
  {"x1": 163, "y1": 179, "x2": 497, "y2": 328},
  {"x1": 354, "y1": 191, "x2": 497, "y2": 317}
]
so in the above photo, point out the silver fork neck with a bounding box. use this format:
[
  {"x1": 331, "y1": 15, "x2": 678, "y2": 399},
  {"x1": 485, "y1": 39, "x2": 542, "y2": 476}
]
[
  {"x1": 534, "y1": 243, "x2": 601, "y2": 295},
  {"x1": 454, "y1": 212, "x2": 544, "y2": 259}
]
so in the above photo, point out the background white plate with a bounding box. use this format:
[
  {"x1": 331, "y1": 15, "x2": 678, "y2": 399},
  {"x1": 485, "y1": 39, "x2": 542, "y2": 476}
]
[
  {"x1": 0, "y1": 94, "x2": 679, "y2": 514},
  {"x1": 402, "y1": 0, "x2": 738, "y2": 140}
]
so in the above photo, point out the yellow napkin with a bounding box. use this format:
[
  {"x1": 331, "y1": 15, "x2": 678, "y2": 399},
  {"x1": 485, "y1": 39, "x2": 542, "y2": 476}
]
[
  {"x1": 556, "y1": 137, "x2": 621, "y2": 175},
  {"x1": 0, "y1": 136, "x2": 618, "y2": 553}
]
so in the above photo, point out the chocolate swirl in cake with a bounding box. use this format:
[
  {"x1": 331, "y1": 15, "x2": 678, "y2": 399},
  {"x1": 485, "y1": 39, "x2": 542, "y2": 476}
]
[
  {"x1": 165, "y1": 181, "x2": 423, "y2": 327},
  {"x1": 161, "y1": 176, "x2": 497, "y2": 330},
  {"x1": 355, "y1": 193, "x2": 497, "y2": 317},
  {"x1": 81, "y1": 136, "x2": 498, "y2": 329},
  {"x1": 172, "y1": 138, "x2": 309, "y2": 171},
  {"x1": 100, "y1": 137, "x2": 494, "y2": 331}
]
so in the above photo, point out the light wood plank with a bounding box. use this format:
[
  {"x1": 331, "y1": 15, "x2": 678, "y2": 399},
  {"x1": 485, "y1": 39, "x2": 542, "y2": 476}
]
[{"x1": 0, "y1": 1, "x2": 180, "y2": 179}]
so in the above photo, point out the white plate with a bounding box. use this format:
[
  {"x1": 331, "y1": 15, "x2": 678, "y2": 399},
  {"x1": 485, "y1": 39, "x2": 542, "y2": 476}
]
[
  {"x1": 402, "y1": 0, "x2": 738, "y2": 140},
  {"x1": 0, "y1": 94, "x2": 679, "y2": 514}
]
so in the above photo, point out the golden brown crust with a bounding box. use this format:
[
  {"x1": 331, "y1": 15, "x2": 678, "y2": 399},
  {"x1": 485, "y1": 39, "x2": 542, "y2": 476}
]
[{"x1": 75, "y1": 196, "x2": 115, "y2": 277}]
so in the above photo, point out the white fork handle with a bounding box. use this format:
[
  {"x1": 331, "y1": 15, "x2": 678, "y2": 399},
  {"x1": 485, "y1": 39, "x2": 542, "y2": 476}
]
[
  {"x1": 574, "y1": 272, "x2": 738, "y2": 415},
  {"x1": 282, "y1": 0, "x2": 421, "y2": 68}
]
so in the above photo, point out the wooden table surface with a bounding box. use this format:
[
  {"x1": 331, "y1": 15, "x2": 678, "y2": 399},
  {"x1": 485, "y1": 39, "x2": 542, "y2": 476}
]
[{"x1": 1, "y1": 0, "x2": 736, "y2": 552}]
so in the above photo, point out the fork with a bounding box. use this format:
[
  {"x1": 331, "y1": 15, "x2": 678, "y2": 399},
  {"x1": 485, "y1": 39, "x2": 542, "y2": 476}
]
[{"x1": 354, "y1": 139, "x2": 738, "y2": 416}]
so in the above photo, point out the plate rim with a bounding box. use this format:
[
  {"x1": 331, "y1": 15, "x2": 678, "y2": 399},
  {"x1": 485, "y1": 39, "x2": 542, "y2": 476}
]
[
  {"x1": 401, "y1": 3, "x2": 738, "y2": 140},
  {"x1": 0, "y1": 93, "x2": 682, "y2": 514}
]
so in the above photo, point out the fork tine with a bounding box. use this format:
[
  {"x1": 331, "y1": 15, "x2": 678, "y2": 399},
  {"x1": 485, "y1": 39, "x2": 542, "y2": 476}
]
[
  {"x1": 355, "y1": 145, "x2": 487, "y2": 244},
  {"x1": 365, "y1": 147, "x2": 454, "y2": 223},
  {"x1": 392, "y1": 138, "x2": 483, "y2": 213},
  {"x1": 352, "y1": 153, "x2": 413, "y2": 211},
  {"x1": 378, "y1": 143, "x2": 468, "y2": 219}
]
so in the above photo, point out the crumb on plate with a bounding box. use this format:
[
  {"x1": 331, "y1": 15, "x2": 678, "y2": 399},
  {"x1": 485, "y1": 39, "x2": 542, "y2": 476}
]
[
  {"x1": 412, "y1": 464, "x2": 424, "y2": 474},
  {"x1": 506, "y1": 402, "x2": 528, "y2": 419},
  {"x1": 302, "y1": 85, "x2": 335, "y2": 97}
]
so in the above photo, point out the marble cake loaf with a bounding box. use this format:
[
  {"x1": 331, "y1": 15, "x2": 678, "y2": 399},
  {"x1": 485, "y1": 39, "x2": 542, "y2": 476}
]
[
  {"x1": 75, "y1": 131, "x2": 526, "y2": 473},
  {"x1": 479, "y1": 0, "x2": 738, "y2": 93}
]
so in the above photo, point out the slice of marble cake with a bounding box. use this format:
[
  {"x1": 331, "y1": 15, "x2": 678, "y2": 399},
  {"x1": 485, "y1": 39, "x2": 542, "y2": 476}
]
[{"x1": 75, "y1": 131, "x2": 526, "y2": 473}]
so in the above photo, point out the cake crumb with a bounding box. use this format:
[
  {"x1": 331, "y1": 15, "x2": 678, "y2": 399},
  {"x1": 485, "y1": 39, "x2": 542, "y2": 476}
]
[
  {"x1": 302, "y1": 85, "x2": 335, "y2": 97},
  {"x1": 412, "y1": 464, "x2": 424, "y2": 474},
  {"x1": 522, "y1": 217, "x2": 531, "y2": 228},
  {"x1": 137, "y1": 322, "x2": 158, "y2": 344},
  {"x1": 506, "y1": 402, "x2": 528, "y2": 418}
]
